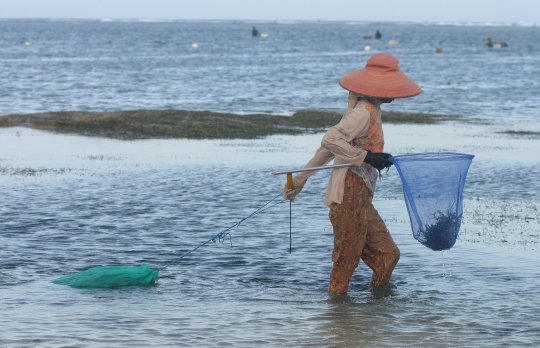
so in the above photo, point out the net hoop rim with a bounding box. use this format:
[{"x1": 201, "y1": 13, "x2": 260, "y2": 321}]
[{"x1": 389, "y1": 152, "x2": 474, "y2": 164}]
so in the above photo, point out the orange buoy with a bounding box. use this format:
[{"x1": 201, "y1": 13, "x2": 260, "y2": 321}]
[
  {"x1": 363, "y1": 35, "x2": 372, "y2": 40},
  {"x1": 436, "y1": 48, "x2": 443, "y2": 53}
]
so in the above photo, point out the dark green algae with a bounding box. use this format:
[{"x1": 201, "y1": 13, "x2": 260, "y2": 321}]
[{"x1": 0, "y1": 109, "x2": 461, "y2": 140}]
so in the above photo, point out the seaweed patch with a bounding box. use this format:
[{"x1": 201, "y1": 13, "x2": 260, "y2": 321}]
[{"x1": 422, "y1": 211, "x2": 462, "y2": 251}]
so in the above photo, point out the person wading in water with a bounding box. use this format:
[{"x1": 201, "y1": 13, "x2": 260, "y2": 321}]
[{"x1": 284, "y1": 53, "x2": 422, "y2": 295}]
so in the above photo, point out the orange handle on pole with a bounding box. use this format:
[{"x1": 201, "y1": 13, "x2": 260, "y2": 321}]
[
  {"x1": 286, "y1": 173, "x2": 293, "y2": 254},
  {"x1": 286, "y1": 173, "x2": 293, "y2": 190}
]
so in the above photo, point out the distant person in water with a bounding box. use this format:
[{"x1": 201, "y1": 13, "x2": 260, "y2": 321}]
[
  {"x1": 486, "y1": 35, "x2": 494, "y2": 47},
  {"x1": 252, "y1": 27, "x2": 260, "y2": 37},
  {"x1": 375, "y1": 30, "x2": 382, "y2": 40},
  {"x1": 500, "y1": 38, "x2": 508, "y2": 47}
]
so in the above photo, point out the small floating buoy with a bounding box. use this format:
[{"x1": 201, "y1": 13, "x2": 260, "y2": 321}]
[
  {"x1": 388, "y1": 40, "x2": 399, "y2": 45},
  {"x1": 261, "y1": 33, "x2": 268, "y2": 38},
  {"x1": 363, "y1": 35, "x2": 371, "y2": 40},
  {"x1": 191, "y1": 43, "x2": 199, "y2": 49},
  {"x1": 364, "y1": 45, "x2": 371, "y2": 51},
  {"x1": 24, "y1": 42, "x2": 30, "y2": 46},
  {"x1": 436, "y1": 48, "x2": 442, "y2": 53}
]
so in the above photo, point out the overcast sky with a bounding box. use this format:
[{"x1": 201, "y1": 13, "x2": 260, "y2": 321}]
[{"x1": 1, "y1": 0, "x2": 539, "y2": 24}]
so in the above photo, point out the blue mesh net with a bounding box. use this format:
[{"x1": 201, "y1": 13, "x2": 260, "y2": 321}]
[{"x1": 390, "y1": 152, "x2": 474, "y2": 251}]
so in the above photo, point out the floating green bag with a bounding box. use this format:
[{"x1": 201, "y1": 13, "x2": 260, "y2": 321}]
[{"x1": 52, "y1": 264, "x2": 159, "y2": 288}]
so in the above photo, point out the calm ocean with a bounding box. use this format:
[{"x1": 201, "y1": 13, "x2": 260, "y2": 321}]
[{"x1": 0, "y1": 20, "x2": 539, "y2": 118}]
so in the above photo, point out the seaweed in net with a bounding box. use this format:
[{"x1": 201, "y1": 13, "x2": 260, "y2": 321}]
[{"x1": 421, "y1": 210, "x2": 462, "y2": 251}]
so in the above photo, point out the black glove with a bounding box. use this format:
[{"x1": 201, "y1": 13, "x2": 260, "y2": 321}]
[{"x1": 363, "y1": 150, "x2": 393, "y2": 171}]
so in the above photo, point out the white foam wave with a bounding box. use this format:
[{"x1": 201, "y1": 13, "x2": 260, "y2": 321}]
[
  {"x1": 418, "y1": 21, "x2": 538, "y2": 27},
  {"x1": 99, "y1": 18, "x2": 175, "y2": 23},
  {"x1": 344, "y1": 22, "x2": 370, "y2": 26},
  {"x1": 274, "y1": 20, "x2": 301, "y2": 24}
]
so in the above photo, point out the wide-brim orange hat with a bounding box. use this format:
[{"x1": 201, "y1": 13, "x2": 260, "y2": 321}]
[{"x1": 339, "y1": 53, "x2": 422, "y2": 99}]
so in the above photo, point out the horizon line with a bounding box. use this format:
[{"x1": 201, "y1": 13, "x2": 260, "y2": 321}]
[{"x1": 0, "y1": 18, "x2": 538, "y2": 27}]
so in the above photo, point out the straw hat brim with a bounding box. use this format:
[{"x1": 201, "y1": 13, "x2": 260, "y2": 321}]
[{"x1": 339, "y1": 68, "x2": 422, "y2": 99}]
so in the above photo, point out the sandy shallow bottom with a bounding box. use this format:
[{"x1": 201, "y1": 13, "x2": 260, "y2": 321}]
[{"x1": 1, "y1": 118, "x2": 540, "y2": 347}]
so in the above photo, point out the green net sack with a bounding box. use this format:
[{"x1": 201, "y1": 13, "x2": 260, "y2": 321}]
[{"x1": 52, "y1": 264, "x2": 159, "y2": 288}]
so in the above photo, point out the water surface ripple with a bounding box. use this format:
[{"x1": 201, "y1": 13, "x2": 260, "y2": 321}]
[
  {"x1": 0, "y1": 21, "x2": 539, "y2": 118},
  {"x1": 1, "y1": 166, "x2": 540, "y2": 346}
]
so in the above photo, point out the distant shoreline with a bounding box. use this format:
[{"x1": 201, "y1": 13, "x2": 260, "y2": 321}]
[{"x1": 0, "y1": 109, "x2": 461, "y2": 140}]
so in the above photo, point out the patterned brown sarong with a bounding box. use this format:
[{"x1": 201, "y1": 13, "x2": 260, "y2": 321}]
[{"x1": 328, "y1": 170, "x2": 400, "y2": 294}]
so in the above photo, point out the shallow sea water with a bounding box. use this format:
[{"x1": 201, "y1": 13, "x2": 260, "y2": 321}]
[{"x1": 1, "y1": 123, "x2": 540, "y2": 347}]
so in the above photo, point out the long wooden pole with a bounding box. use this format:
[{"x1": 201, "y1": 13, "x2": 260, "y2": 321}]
[{"x1": 272, "y1": 163, "x2": 352, "y2": 175}]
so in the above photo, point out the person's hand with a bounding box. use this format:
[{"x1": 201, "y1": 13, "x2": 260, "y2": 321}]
[
  {"x1": 283, "y1": 182, "x2": 303, "y2": 202},
  {"x1": 363, "y1": 151, "x2": 393, "y2": 171}
]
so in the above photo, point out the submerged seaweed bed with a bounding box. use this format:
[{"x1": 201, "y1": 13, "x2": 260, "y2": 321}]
[
  {"x1": 0, "y1": 109, "x2": 461, "y2": 140},
  {"x1": 460, "y1": 197, "x2": 540, "y2": 250}
]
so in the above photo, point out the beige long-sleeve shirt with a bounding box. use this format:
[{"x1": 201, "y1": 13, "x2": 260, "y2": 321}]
[{"x1": 293, "y1": 97, "x2": 382, "y2": 206}]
